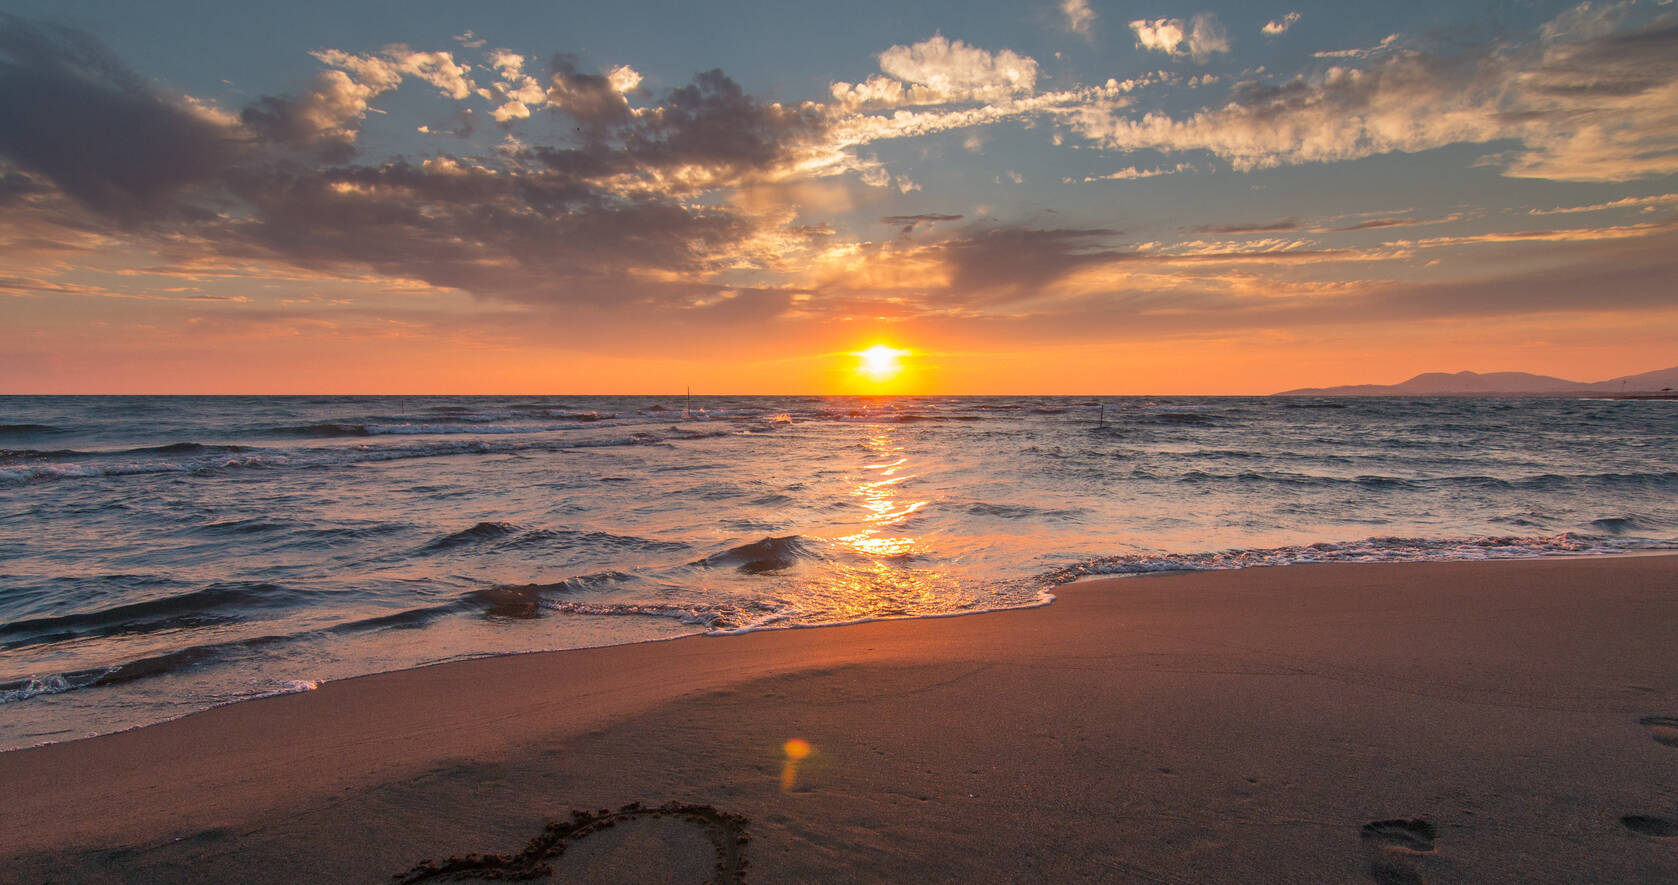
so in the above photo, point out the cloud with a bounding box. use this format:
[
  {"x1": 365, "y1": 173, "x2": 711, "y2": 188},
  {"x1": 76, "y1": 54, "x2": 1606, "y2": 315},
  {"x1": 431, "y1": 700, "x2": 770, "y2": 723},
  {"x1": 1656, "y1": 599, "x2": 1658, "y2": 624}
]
[
  {"x1": 1129, "y1": 14, "x2": 1230, "y2": 62},
  {"x1": 7, "y1": 13, "x2": 1677, "y2": 361},
  {"x1": 1314, "y1": 33, "x2": 1399, "y2": 59},
  {"x1": 1190, "y1": 218, "x2": 1301, "y2": 234},
  {"x1": 1080, "y1": 162, "x2": 1195, "y2": 182},
  {"x1": 0, "y1": 21, "x2": 842, "y2": 319},
  {"x1": 1313, "y1": 212, "x2": 1466, "y2": 232},
  {"x1": 542, "y1": 56, "x2": 638, "y2": 130},
  {"x1": 1061, "y1": 0, "x2": 1097, "y2": 36},
  {"x1": 882, "y1": 213, "x2": 962, "y2": 235},
  {"x1": 1498, "y1": 23, "x2": 1678, "y2": 181},
  {"x1": 242, "y1": 45, "x2": 474, "y2": 152},
  {"x1": 1528, "y1": 193, "x2": 1678, "y2": 215},
  {"x1": 0, "y1": 15, "x2": 243, "y2": 214},
  {"x1": 1399, "y1": 220, "x2": 1673, "y2": 249},
  {"x1": 935, "y1": 226, "x2": 1124, "y2": 304},
  {"x1": 1262, "y1": 13, "x2": 1301, "y2": 36},
  {"x1": 834, "y1": 34, "x2": 1038, "y2": 108},
  {"x1": 1071, "y1": 15, "x2": 1678, "y2": 183}
]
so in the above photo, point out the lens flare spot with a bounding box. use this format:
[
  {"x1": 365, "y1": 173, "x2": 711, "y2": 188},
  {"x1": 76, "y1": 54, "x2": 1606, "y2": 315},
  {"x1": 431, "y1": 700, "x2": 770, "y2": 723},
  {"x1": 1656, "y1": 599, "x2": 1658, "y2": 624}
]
[{"x1": 784, "y1": 738, "x2": 812, "y2": 760}]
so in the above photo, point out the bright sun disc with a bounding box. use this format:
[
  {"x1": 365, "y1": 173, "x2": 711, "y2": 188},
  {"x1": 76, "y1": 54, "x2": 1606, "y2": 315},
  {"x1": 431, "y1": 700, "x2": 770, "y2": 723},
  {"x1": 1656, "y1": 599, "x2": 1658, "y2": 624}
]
[{"x1": 854, "y1": 345, "x2": 910, "y2": 381}]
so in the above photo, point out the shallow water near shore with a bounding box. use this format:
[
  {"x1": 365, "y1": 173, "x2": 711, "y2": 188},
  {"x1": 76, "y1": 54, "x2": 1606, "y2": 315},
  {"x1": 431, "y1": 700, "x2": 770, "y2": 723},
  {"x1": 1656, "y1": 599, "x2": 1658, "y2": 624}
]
[{"x1": 2, "y1": 394, "x2": 1675, "y2": 749}]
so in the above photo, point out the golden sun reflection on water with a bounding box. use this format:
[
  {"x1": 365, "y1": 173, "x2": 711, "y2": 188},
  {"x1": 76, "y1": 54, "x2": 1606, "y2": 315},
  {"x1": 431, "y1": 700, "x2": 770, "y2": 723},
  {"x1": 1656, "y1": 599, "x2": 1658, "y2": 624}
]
[{"x1": 837, "y1": 429, "x2": 930, "y2": 560}]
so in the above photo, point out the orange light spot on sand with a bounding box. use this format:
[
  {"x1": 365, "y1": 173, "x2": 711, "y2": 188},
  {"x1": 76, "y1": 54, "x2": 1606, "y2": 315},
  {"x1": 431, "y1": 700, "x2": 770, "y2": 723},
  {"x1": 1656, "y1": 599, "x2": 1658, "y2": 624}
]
[{"x1": 780, "y1": 738, "x2": 814, "y2": 791}]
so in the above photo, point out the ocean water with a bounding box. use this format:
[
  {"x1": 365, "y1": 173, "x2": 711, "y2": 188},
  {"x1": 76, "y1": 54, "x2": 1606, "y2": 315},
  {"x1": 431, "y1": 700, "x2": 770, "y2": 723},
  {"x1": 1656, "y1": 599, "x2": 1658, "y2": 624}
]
[{"x1": 1, "y1": 394, "x2": 1675, "y2": 750}]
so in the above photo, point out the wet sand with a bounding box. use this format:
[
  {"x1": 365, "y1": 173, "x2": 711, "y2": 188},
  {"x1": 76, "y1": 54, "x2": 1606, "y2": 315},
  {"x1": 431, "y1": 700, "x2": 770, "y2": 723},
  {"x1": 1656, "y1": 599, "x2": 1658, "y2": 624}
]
[{"x1": 3, "y1": 555, "x2": 1676, "y2": 883}]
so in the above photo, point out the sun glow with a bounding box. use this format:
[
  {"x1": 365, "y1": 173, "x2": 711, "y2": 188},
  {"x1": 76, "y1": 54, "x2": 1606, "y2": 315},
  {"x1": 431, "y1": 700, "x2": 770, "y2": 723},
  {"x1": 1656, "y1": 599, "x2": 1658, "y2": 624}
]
[{"x1": 854, "y1": 344, "x2": 910, "y2": 382}]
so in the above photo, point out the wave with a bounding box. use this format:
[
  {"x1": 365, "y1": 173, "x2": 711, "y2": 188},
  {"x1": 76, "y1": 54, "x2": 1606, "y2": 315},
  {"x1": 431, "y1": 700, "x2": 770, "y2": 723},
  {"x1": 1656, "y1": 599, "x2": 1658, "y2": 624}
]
[
  {"x1": 421, "y1": 522, "x2": 689, "y2": 556},
  {"x1": 1590, "y1": 516, "x2": 1656, "y2": 535},
  {"x1": 0, "y1": 423, "x2": 63, "y2": 436},
  {"x1": 122, "y1": 442, "x2": 255, "y2": 456},
  {"x1": 465, "y1": 583, "x2": 546, "y2": 619},
  {"x1": 423, "y1": 521, "x2": 520, "y2": 552},
  {"x1": 0, "y1": 582, "x2": 308, "y2": 650},
  {"x1": 0, "y1": 632, "x2": 296, "y2": 703},
  {"x1": 965, "y1": 501, "x2": 1086, "y2": 521},
  {"x1": 1034, "y1": 533, "x2": 1674, "y2": 586},
  {"x1": 270, "y1": 420, "x2": 612, "y2": 438},
  {"x1": 1146, "y1": 411, "x2": 1220, "y2": 426},
  {"x1": 889, "y1": 414, "x2": 982, "y2": 423},
  {"x1": 1165, "y1": 469, "x2": 1678, "y2": 492},
  {"x1": 539, "y1": 599, "x2": 777, "y2": 630},
  {"x1": 0, "y1": 432, "x2": 688, "y2": 484},
  {"x1": 0, "y1": 448, "x2": 84, "y2": 461},
  {"x1": 694, "y1": 535, "x2": 817, "y2": 574}
]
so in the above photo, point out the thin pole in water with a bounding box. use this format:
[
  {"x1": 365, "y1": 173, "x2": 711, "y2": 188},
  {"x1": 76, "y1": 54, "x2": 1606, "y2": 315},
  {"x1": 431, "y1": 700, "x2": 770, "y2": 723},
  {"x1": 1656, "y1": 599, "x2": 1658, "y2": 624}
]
[{"x1": 1098, "y1": 402, "x2": 1105, "y2": 428}]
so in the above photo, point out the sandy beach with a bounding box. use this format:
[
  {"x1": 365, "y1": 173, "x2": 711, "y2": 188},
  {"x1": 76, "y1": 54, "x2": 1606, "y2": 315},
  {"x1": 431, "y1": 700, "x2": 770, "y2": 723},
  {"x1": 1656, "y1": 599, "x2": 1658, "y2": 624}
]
[{"x1": 3, "y1": 554, "x2": 1676, "y2": 883}]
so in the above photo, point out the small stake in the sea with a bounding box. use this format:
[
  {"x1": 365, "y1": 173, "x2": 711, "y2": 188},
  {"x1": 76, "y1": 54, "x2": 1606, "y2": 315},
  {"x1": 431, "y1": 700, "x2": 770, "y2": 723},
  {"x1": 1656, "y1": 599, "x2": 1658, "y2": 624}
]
[{"x1": 1098, "y1": 402, "x2": 1105, "y2": 428}]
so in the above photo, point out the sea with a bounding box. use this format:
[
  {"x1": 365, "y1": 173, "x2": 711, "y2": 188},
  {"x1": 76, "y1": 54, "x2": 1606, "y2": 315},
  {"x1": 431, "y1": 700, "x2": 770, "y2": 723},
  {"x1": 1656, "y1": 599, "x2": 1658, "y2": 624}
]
[{"x1": 2, "y1": 395, "x2": 1675, "y2": 750}]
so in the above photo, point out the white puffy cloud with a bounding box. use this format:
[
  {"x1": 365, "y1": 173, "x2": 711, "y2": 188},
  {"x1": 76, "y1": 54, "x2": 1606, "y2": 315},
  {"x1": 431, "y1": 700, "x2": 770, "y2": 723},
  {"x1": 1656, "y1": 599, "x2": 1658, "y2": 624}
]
[
  {"x1": 831, "y1": 75, "x2": 906, "y2": 108},
  {"x1": 837, "y1": 34, "x2": 1038, "y2": 107},
  {"x1": 607, "y1": 65, "x2": 643, "y2": 94},
  {"x1": 314, "y1": 47, "x2": 474, "y2": 101},
  {"x1": 1262, "y1": 12, "x2": 1301, "y2": 36},
  {"x1": 1131, "y1": 18, "x2": 1186, "y2": 54},
  {"x1": 1130, "y1": 14, "x2": 1229, "y2": 62},
  {"x1": 278, "y1": 46, "x2": 476, "y2": 141},
  {"x1": 481, "y1": 50, "x2": 545, "y2": 122},
  {"x1": 1062, "y1": 0, "x2": 1096, "y2": 35}
]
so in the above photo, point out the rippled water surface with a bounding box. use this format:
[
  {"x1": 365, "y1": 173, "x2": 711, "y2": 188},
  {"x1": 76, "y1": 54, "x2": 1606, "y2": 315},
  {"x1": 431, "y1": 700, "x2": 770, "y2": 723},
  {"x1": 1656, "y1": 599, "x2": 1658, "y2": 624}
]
[{"x1": 2, "y1": 394, "x2": 1674, "y2": 748}]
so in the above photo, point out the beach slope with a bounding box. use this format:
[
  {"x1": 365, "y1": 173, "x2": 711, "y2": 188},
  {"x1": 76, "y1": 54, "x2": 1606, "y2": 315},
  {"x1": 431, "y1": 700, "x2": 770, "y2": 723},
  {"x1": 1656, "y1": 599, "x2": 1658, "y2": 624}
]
[{"x1": 3, "y1": 555, "x2": 1676, "y2": 883}]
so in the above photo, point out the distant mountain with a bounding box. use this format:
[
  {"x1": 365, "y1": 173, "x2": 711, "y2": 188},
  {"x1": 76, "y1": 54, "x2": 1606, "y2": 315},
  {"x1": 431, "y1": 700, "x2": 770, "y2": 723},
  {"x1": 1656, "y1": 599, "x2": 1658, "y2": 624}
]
[{"x1": 1274, "y1": 365, "x2": 1678, "y2": 396}]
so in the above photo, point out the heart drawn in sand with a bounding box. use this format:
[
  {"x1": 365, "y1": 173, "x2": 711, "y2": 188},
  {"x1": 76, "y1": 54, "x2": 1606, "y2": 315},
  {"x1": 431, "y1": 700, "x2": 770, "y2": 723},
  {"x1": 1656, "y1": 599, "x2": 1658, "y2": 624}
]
[{"x1": 393, "y1": 801, "x2": 750, "y2": 883}]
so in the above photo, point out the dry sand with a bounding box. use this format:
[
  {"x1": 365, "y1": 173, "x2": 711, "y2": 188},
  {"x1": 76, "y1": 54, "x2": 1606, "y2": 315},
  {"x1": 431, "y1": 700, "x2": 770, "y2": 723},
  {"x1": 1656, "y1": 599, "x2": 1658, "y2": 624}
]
[{"x1": 2, "y1": 555, "x2": 1676, "y2": 883}]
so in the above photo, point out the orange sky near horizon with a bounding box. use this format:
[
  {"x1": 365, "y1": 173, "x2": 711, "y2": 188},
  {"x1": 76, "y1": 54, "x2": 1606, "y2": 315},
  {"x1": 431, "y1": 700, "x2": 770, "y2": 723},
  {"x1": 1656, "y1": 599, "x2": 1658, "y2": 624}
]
[{"x1": 6, "y1": 310, "x2": 1671, "y2": 396}]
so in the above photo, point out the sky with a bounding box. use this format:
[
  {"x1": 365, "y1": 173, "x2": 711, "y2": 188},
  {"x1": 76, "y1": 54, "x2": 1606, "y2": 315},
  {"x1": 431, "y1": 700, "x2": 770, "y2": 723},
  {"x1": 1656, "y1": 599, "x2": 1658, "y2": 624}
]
[{"x1": 1, "y1": 0, "x2": 1675, "y2": 394}]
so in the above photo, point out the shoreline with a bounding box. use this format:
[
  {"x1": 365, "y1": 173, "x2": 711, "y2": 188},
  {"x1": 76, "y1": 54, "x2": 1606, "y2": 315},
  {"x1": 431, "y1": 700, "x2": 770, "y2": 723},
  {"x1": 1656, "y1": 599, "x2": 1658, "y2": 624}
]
[
  {"x1": 3, "y1": 554, "x2": 1676, "y2": 882},
  {"x1": 9, "y1": 543, "x2": 1668, "y2": 755}
]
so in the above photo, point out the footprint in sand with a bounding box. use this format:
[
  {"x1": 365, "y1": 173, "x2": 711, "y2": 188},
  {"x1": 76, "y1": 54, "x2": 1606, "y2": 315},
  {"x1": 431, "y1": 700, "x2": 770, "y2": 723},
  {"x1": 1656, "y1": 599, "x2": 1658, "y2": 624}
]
[
  {"x1": 1361, "y1": 819, "x2": 1436, "y2": 885},
  {"x1": 1621, "y1": 815, "x2": 1678, "y2": 838},
  {"x1": 1640, "y1": 716, "x2": 1678, "y2": 748}
]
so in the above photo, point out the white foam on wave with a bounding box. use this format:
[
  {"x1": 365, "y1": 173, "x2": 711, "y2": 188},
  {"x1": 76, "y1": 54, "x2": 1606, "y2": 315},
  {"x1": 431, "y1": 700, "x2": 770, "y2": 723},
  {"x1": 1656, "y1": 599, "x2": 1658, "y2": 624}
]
[
  {"x1": 0, "y1": 673, "x2": 76, "y2": 704},
  {"x1": 1042, "y1": 533, "x2": 1676, "y2": 585}
]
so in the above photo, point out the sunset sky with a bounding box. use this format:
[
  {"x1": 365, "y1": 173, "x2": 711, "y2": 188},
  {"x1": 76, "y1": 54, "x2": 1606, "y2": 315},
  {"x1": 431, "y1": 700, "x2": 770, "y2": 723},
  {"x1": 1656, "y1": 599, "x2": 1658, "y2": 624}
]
[{"x1": 2, "y1": 0, "x2": 1675, "y2": 394}]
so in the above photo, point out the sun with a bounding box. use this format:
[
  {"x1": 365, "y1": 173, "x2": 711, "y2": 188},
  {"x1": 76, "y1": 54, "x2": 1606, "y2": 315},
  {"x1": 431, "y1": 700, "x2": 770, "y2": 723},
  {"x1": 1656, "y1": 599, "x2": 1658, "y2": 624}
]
[{"x1": 854, "y1": 344, "x2": 910, "y2": 382}]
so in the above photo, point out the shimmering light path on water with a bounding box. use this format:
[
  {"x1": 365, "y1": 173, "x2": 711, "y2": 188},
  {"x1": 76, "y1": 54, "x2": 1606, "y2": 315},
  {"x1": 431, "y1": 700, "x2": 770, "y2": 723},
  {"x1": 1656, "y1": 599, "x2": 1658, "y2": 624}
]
[{"x1": 2, "y1": 395, "x2": 1674, "y2": 748}]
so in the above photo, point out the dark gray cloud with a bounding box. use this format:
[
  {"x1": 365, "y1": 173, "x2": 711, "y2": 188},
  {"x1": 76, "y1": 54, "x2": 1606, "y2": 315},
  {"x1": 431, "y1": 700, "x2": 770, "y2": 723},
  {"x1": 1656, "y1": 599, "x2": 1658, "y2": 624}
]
[
  {"x1": 1328, "y1": 217, "x2": 1417, "y2": 231},
  {"x1": 1188, "y1": 218, "x2": 1299, "y2": 234},
  {"x1": 0, "y1": 15, "x2": 242, "y2": 216},
  {"x1": 0, "y1": 19, "x2": 834, "y2": 315},
  {"x1": 238, "y1": 94, "x2": 356, "y2": 160},
  {"x1": 935, "y1": 225, "x2": 1123, "y2": 304},
  {"x1": 624, "y1": 70, "x2": 828, "y2": 180},
  {"x1": 526, "y1": 69, "x2": 827, "y2": 193},
  {"x1": 0, "y1": 168, "x2": 48, "y2": 206},
  {"x1": 881, "y1": 213, "x2": 962, "y2": 235},
  {"x1": 545, "y1": 56, "x2": 636, "y2": 132}
]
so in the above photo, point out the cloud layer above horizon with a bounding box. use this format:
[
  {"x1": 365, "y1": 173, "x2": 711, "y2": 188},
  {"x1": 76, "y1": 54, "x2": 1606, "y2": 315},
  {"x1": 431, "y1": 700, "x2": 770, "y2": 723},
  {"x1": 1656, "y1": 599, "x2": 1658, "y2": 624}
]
[{"x1": 2, "y1": 0, "x2": 1676, "y2": 392}]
